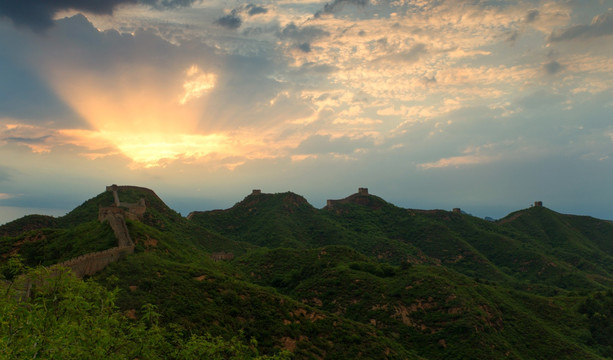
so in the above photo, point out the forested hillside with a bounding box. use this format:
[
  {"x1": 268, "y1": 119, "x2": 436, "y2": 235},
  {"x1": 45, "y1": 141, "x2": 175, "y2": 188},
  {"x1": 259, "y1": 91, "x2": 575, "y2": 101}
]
[{"x1": 2, "y1": 187, "x2": 613, "y2": 359}]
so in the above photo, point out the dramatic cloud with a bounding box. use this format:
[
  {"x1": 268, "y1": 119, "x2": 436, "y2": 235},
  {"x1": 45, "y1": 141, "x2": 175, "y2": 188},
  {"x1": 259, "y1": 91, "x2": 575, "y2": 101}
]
[
  {"x1": 246, "y1": 4, "x2": 267, "y2": 16},
  {"x1": 214, "y1": 4, "x2": 268, "y2": 30},
  {"x1": 549, "y1": 10, "x2": 613, "y2": 42},
  {"x1": 278, "y1": 23, "x2": 330, "y2": 43},
  {"x1": 525, "y1": 9, "x2": 539, "y2": 23},
  {"x1": 297, "y1": 43, "x2": 311, "y2": 53},
  {"x1": 215, "y1": 11, "x2": 242, "y2": 30},
  {"x1": 314, "y1": 0, "x2": 369, "y2": 18},
  {"x1": 2, "y1": 0, "x2": 613, "y2": 224},
  {"x1": 0, "y1": 0, "x2": 195, "y2": 31}
]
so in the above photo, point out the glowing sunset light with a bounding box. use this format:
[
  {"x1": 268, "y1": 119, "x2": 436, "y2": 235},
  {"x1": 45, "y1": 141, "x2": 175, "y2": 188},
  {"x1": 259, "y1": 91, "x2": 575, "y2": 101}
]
[
  {"x1": 180, "y1": 65, "x2": 217, "y2": 105},
  {"x1": 58, "y1": 128, "x2": 234, "y2": 168},
  {"x1": 44, "y1": 67, "x2": 203, "y2": 134},
  {"x1": 35, "y1": 59, "x2": 224, "y2": 165},
  {"x1": 114, "y1": 132, "x2": 230, "y2": 167},
  {"x1": 1, "y1": 1, "x2": 613, "y2": 225}
]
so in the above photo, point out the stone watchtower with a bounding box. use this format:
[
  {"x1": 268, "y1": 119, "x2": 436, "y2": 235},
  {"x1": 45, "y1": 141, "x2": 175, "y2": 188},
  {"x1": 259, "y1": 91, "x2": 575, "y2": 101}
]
[
  {"x1": 534, "y1": 201, "x2": 543, "y2": 207},
  {"x1": 252, "y1": 189, "x2": 262, "y2": 195},
  {"x1": 358, "y1": 188, "x2": 369, "y2": 195}
]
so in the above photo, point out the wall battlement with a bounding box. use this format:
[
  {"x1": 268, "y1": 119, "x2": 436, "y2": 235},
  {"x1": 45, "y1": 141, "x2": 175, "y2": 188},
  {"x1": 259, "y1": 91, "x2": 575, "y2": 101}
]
[
  {"x1": 57, "y1": 245, "x2": 134, "y2": 278},
  {"x1": 12, "y1": 185, "x2": 148, "y2": 298},
  {"x1": 326, "y1": 187, "x2": 370, "y2": 209},
  {"x1": 52, "y1": 185, "x2": 141, "y2": 278},
  {"x1": 105, "y1": 184, "x2": 147, "y2": 220}
]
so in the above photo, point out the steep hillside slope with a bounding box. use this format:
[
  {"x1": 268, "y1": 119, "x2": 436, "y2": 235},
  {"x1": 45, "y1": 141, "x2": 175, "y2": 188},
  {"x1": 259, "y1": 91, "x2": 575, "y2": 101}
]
[
  {"x1": 2, "y1": 186, "x2": 613, "y2": 359},
  {"x1": 234, "y1": 246, "x2": 602, "y2": 360}
]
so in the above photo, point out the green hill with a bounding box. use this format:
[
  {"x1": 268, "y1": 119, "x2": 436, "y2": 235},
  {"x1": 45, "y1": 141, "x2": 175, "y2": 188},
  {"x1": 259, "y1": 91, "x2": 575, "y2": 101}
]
[{"x1": 2, "y1": 187, "x2": 613, "y2": 359}]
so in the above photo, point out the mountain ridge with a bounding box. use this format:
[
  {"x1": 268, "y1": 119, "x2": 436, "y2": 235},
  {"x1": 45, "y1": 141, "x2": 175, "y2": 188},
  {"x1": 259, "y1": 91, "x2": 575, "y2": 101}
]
[{"x1": 2, "y1": 185, "x2": 613, "y2": 359}]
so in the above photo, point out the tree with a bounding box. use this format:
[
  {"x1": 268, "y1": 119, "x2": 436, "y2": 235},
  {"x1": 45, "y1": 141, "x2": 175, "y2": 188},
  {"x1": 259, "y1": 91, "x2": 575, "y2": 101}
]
[{"x1": 0, "y1": 266, "x2": 291, "y2": 359}]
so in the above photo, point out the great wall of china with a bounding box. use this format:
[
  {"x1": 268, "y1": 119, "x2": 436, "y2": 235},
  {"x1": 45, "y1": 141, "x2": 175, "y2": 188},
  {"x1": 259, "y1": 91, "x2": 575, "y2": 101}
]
[
  {"x1": 56, "y1": 184, "x2": 141, "y2": 278},
  {"x1": 325, "y1": 187, "x2": 370, "y2": 209},
  {"x1": 23, "y1": 185, "x2": 142, "y2": 282},
  {"x1": 11, "y1": 185, "x2": 142, "y2": 298}
]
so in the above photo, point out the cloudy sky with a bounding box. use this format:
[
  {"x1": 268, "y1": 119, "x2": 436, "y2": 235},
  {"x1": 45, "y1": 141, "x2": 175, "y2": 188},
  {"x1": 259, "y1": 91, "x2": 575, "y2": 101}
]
[{"x1": 1, "y1": 0, "x2": 612, "y2": 224}]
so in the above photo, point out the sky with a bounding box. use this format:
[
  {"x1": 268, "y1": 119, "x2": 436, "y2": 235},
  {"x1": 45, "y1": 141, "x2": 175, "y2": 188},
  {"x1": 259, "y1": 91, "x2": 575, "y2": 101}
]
[{"x1": 1, "y1": 0, "x2": 613, "y2": 224}]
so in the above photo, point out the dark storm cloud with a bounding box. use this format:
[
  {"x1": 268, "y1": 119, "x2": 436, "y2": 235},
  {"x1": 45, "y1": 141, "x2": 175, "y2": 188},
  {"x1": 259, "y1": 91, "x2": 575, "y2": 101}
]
[
  {"x1": 297, "y1": 42, "x2": 311, "y2": 53},
  {"x1": 375, "y1": 43, "x2": 427, "y2": 63},
  {"x1": 0, "y1": 0, "x2": 196, "y2": 32},
  {"x1": 246, "y1": 4, "x2": 267, "y2": 16},
  {"x1": 215, "y1": 11, "x2": 242, "y2": 30},
  {"x1": 278, "y1": 22, "x2": 330, "y2": 43},
  {"x1": 548, "y1": 10, "x2": 613, "y2": 42},
  {"x1": 543, "y1": 60, "x2": 563, "y2": 75},
  {"x1": 525, "y1": 9, "x2": 539, "y2": 23},
  {"x1": 214, "y1": 4, "x2": 267, "y2": 30},
  {"x1": 46, "y1": 14, "x2": 201, "y2": 70},
  {"x1": 314, "y1": 0, "x2": 369, "y2": 18}
]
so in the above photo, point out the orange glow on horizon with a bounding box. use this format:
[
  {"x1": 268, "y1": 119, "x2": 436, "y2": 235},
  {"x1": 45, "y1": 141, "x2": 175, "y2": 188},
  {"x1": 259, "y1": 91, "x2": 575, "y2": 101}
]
[{"x1": 41, "y1": 63, "x2": 223, "y2": 167}]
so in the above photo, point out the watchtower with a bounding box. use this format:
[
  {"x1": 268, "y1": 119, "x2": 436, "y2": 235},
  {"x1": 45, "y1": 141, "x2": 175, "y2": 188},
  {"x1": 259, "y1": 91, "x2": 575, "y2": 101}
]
[
  {"x1": 358, "y1": 187, "x2": 369, "y2": 195},
  {"x1": 534, "y1": 201, "x2": 543, "y2": 207},
  {"x1": 252, "y1": 189, "x2": 262, "y2": 195}
]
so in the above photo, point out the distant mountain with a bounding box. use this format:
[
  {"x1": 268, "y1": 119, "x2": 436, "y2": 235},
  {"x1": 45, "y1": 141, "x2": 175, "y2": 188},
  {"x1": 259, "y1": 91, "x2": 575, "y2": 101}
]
[{"x1": 2, "y1": 186, "x2": 613, "y2": 359}]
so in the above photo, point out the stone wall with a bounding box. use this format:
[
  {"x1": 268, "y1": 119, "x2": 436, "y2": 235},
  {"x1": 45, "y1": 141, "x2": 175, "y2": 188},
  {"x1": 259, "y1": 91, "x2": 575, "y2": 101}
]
[
  {"x1": 105, "y1": 184, "x2": 147, "y2": 220},
  {"x1": 55, "y1": 187, "x2": 139, "y2": 278},
  {"x1": 210, "y1": 252, "x2": 234, "y2": 262},
  {"x1": 100, "y1": 210, "x2": 134, "y2": 248},
  {"x1": 9, "y1": 186, "x2": 145, "y2": 298},
  {"x1": 57, "y1": 245, "x2": 134, "y2": 278},
  {"x1": 57, "y1": 206, "x2": 136, "y2": 278}
]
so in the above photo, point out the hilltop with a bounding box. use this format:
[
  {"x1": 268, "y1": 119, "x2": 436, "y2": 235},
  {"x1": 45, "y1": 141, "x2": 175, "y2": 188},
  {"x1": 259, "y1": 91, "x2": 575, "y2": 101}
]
[{"x1": 2, "y1": 185, "x2": 613, "y2": 359}]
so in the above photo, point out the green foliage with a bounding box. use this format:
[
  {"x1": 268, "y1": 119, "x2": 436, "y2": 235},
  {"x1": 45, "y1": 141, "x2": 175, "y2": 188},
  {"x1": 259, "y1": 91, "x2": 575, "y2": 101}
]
[
  {"x1": 0, "y1": 266, "x2": 291, "y2": 360},
  {"x1": 3, "y1": 188, "x2": 613, "y2": 359},
  {"x1": 0, "y1": 254, "x2": 26, "y2": 280},
  {"x1": 0, "y1": 214, "x2": 58, "y2": 237},
  {"x1": 16, "y1": 221, "x2": 118, "y2": 266},
  {"x1": 579, "y1": 290, "x2": 613, "y2": 357}
]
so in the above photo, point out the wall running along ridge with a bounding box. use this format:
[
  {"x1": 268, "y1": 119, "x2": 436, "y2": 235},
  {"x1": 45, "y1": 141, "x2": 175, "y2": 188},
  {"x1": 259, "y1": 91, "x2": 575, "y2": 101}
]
[{"x1": 56, "y1": 185, "x2": 140, "y2": 278}]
